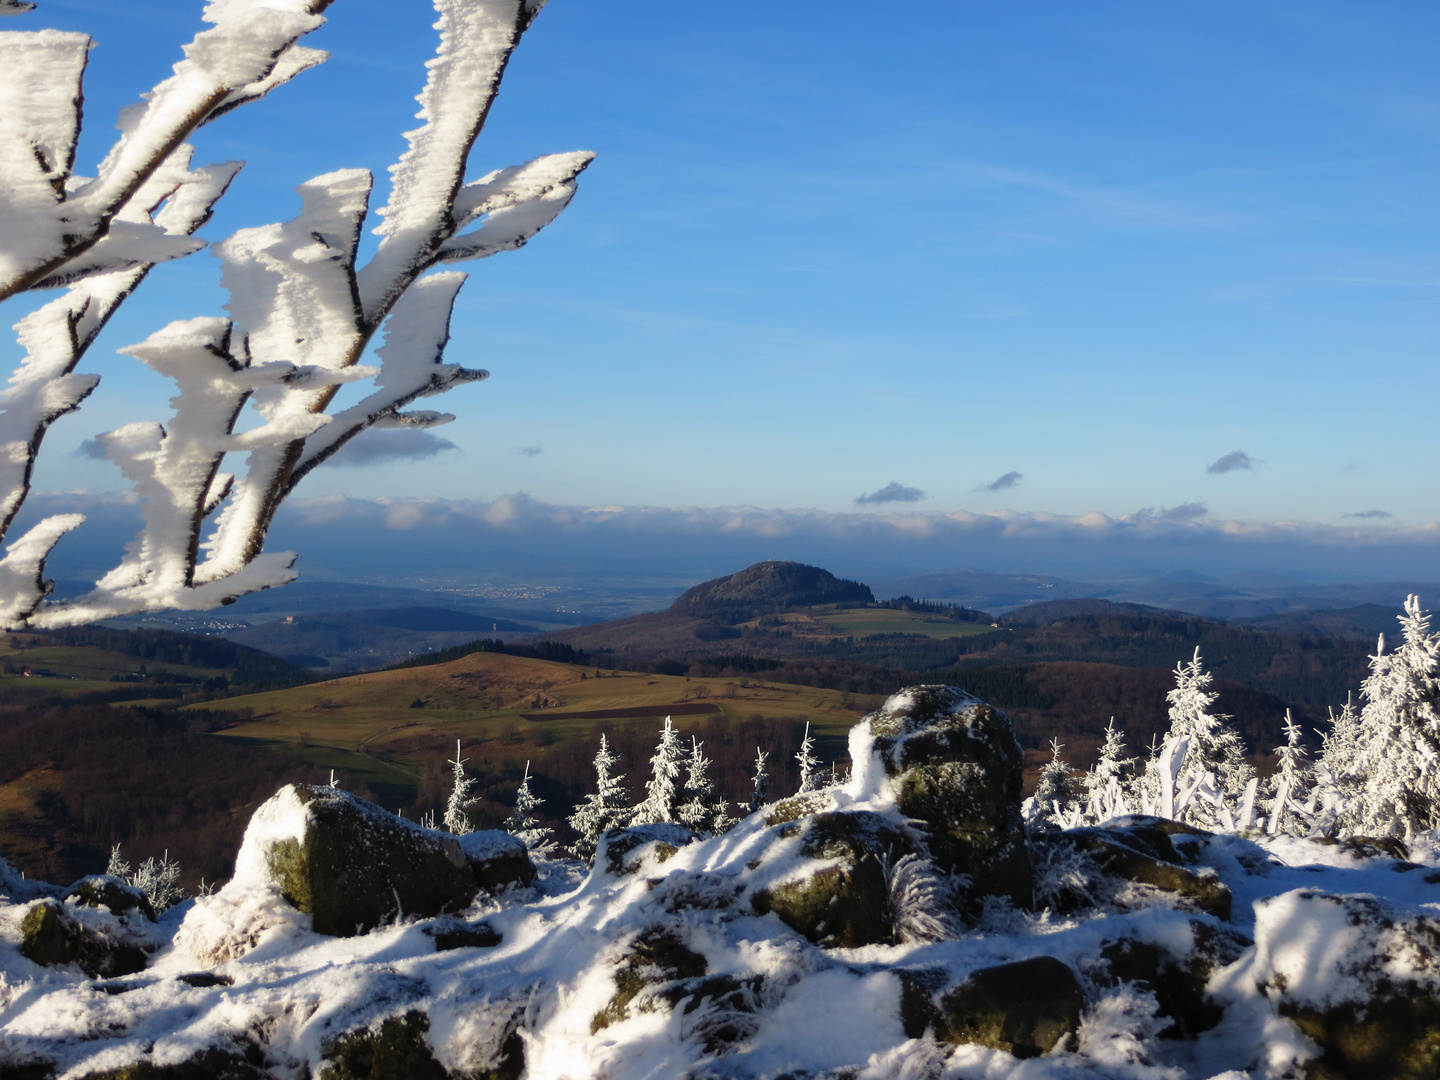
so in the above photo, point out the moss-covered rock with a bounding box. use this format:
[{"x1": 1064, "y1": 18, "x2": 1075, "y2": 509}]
[
  {"x1": 1254, "y1": 891, "x2": 1440, "y2": 1080},
  {"x1": 64, "y1": 876, "x2": 156, "y2": 922},
  {"x1": 19, "y1": 900, "x2": 150, "y2": 979},
  {"x1": 1100, "y1": 919, "x2": 1250, "y2": 1038},
  {"x1": 591, "y1": 928, "x2": 709, "y2": 1032},
  {"x1": 455, "y1": 831, "x2": 535, "y2": 894},
  {"x1": 857, "y1": 686, "x2": 1032, "y2": 910},
  {"x1": 320, "y1": 1012, "x2": 449, "y2": 1080},
  {"x1": 936, "y1": 956, "x2": 1084, "y2": 1058},
  {"x1": 599, "y1": 823, "x2": 698, "y2": 876},
  {"x1": 73, "y1": 1047, "x2": 266, "y2": 1080},
  {"x1": 1056, "y1": 826, "x2": 1232, "y2": 920},
  {"x1": 751, "y1": 811, "x2": 914, "y2": 948},
  {"x1": 252, "y1": 785, "x2": 513, "y2": 936}
]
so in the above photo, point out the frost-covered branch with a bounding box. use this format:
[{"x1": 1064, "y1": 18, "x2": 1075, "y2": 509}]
[
  {"x1": 1, "y1": 0, "x2": 592, "y2": 628},
  {"x1": 0, "y1": 1, "x2": 330, "y2": 301}
]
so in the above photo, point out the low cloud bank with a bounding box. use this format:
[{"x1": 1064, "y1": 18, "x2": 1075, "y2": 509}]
[{"x1": 17, "y1": 490, "x2": 1440, "y2": 587}]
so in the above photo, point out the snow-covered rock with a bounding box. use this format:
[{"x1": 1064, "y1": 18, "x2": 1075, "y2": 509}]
[
  {"x1": 227, "y1": 783, "x2": 532, "y2": 937},
  {"x1": 1251, "y1": 889, "x2": 1440, "y2": 1080},
  {"x1": 849, "y1": 684, "x2": 1032, "y2": 911}
]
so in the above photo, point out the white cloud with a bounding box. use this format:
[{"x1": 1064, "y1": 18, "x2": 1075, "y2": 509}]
[{"x1": 321, "y1": 430, "x2": 458, "y2": 468}]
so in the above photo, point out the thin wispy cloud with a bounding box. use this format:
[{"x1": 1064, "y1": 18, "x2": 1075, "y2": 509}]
[
  {"x1": 978, "y1": 471, "x2": 1023, "y2": 492},
  {"x1": 1207, "y1": 451, "x2": 1258, "y2": 474},
  {"x1": 515, "y1": 445, "x2": 544, "y2": 457},
  {"x1": 1344, "y1": 510, "x2": 1393, "y2": 520},
  {"x1": 74, "y1": 439, "x2": 108, "y2": 460},
  {"x1": 321, "y1": 430, "x2": 458, "y2": 468},
  {"x1": 856, "y1": 482, "x2": 925, "y2": 506}
]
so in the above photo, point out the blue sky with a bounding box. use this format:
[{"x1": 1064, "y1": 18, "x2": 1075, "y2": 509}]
[{"x1": 10, "y1": 0, "x2": 1440, "y2": 538}]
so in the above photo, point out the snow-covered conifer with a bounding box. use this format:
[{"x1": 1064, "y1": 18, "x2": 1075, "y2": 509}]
[
  {"x1": 796, "y1": 722, "x2": 821, "y2": 793},
  {"x1": 747, "y1": 748, "x2": 770, "y2": 814},
  {"x1": 1264, "y1": 711, "x2": 1312, "y2": 835},
  {"x1": 1345, "y1": 596, "x2": 1440, "y2": 838},
  {"x1": 567, "y1": 733, "x2": 628, "y2": 861},
  {"x1": 1083, "y1": 719, "x2": 1133, "y2": 824},
  {"x1": 1162, "y1": 648, "x2": 1254, "y2": 828},
  {"x1": 677, "y1": 736, "x2": 731, "y2": 836},
  {"x1": 630, "y1": 716, "x2": 685, "y2": 826},
  {"x1": 1027, "y1": 739, "x2": 1082, "y2": 829},
  {"x1": 504, "y1": 760, "x2": 552, "y2": 851},
  {"x1": 105, "y1": 844, "x2": 130, "y2": 881},
  {"x1": 442, "y1": 739, "x2": 476, "y2": 835}
]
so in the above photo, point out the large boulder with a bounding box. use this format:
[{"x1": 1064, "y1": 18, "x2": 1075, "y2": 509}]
[
  {"x1": 234, "y1": 785, "x2": 533, "y2": 937},
  {"x1": 751, "y1": 811, "x2": 914, "y2": 948},
  {"x1": 73, "y1": 1047, "x2": 267, "y2": 1080},
  {"x1": 909, "y1": 956, "x2": 1084, "y2": 1057},
  {"x1": 65, "y1": 876, "x2": 156, "y2": 922},
  {"x1": 19, "y1": 898, "x2": 154, "y2": 979},
  {"x1": 1253, "y1": 890, "x2": 1440, "y2": 1080},
  {"x1": 850, "y1": 685, "x2": 1032, "y2": 910}
]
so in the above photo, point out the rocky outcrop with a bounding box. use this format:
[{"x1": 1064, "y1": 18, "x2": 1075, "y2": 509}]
[
  {"x1": 751, "y1": 811, "x2": 914, "y2": 948},
  {"x1": 1253, "y1": 891, "x2": 1440, "y2": 1080},
  {"x1": 1050, "y1": 819, "x2": 1232, "y2": 919},
  {"x1": 904, "y1": 956, "x2": 1084, "y2": 1057},
  {"x1": 1100, "y1": 919, "x2": 1251, "y2": 1038},
  {"x1": 236, "y1": 785, "x2": 533, "y2": 937},
  {"x1": 19, "y1": 899, "x2": 153, "y2": 979},
  {"x1": 599, "y1": 823, "x2": 698, "y2": 876},
  {"x1": 65, "y1": 876, "x2": 156, "y2": 922},
  {"x1": 852, "y1": 685, "x2": 1032, "y2": 910}
]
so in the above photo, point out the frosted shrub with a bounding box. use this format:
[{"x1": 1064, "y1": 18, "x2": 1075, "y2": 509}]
[
  {"x1": 630, "y1": 716, "x2": 685, "y2": 826},
  {"x1": 443, "y1": 739, "x2": 477, "y2": 835},
  {"x1": 109, "y1": 844, "x2": 185, "y2": 912},
  {"x1": 0, "y1": 0, "x2": 591, "y2": 628},
  {"x1": 504, "y1": 760, "x2": 552, "y2": 852},
  {"x1": 795, "y1": 721, "x2": 821, "y2": 794}
]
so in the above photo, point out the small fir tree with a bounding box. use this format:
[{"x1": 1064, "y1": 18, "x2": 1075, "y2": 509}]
[
  {"x1": 1084, "y1": 719, "x2": 1133, "y2": 824},
  {"x1": 504, "y1": 761, "x2": 552, "y2": 851},
  {"x1": 567, "y1": 734, "x2": 629, "y2": 861},
  {"x1": 443, "y1": 740, "x2": 476, "y2": 835},
  {"x1": 1163, "y1": 648, "x2": 1255, "y2": 828},
  {"x1": 630, "y1": 716, "x2": 686, "y2": 825},
  {"x1": 1028, "y1": 739, "x2": 1081, "y2": 828},
  {"x1": 1346, "y1": 596, "x2": 1440, "y2": 838},
  {"x1": 796, "y1": 722, "x2": 822, "y2": 793},
  {"x1": 748, "y1": 748, "x2": 771, "y2": 814},
  {"x1": 677, "y1": 736, "x2": 731, "y2": 836},
  {"x1": 1265, "y1": 710, "x2": 1311, "y2": 836}
]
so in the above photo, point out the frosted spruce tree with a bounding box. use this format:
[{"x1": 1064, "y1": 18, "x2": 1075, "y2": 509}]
[
  {"x1": 630, "y1": 716, "x2": 685, "y2": 826},
  {"x1": 1027, "y1": 739, "x2": 1081, "y2": 829},
  {"x1": 1264, "y1": 711, "x2": 1312, "y2": 836},
  {"x1": 443, "y1": 739, "x2": 476, "y2": 835},
  {"x1": 504, "y1": 760, "x2": 552, "y2": 851},
  {"x1": 795, "y1": 722, "x2": 822, "y2": 794},
  {"x1": 676, "y1": 736, "x2": 733, "y2": 837},
  {"x1": 748, "y1": 748, "x2": 770, "y2": 814},
  {"x1": 567, "y1": 734, "x2": 629, "y2": 861},
  {"x1": 1159, "y1": 648, "x2": 1254, "y2": 828},
  {"x1": 1344, "y1": 596, "x2": 1440, "y2": 838},
  {"x1": 1083, "y1": 719, "x2": 1133, "y2": 824},
  {"x1": 0, "y1": 0, "x2": 591, "y2": 628}
]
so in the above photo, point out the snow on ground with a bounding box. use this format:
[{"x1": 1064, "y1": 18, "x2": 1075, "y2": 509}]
[{"x1": 2, "y1": 807, "x2": 1438, "y2": 1079}]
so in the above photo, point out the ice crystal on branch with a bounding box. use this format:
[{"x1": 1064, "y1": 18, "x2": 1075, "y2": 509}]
[{"x1": 0, "y1": 0, "x2": 592, "y2": 628}]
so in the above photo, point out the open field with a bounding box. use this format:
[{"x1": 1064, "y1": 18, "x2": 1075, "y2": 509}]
[{"x1": 201, "y1": 651, "x2": 877, "y2": 811}]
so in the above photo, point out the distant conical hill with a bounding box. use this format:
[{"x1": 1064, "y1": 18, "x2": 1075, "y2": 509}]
[{"x1": 669, "y1": 561, "x2": 874, "y2": 623}]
